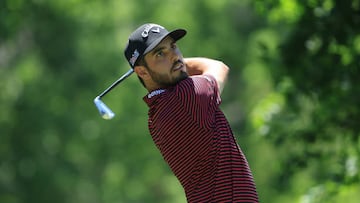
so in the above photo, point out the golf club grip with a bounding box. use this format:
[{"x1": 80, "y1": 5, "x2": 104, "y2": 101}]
[{"x1": 98, "y1": 69, "x2": 134, "y2": 98}]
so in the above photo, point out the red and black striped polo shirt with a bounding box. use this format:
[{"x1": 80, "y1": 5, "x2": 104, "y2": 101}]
[{"x1": 143, "y1": 75, "x2": 259, "y2": 202}]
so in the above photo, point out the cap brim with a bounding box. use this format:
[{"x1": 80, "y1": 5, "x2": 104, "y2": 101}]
[
  {"x1": 144, "y1": 29, "x2": 187, "y2": 55},
  {"x1": 169, "y1": 29, "x2": 187, "y2": 41}
]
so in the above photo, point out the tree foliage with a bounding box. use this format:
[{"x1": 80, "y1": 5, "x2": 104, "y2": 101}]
[
  {"x1": 250, "y1": 0, "x2": 360, "y2": 202},
  {"x1": 1, "y1": 0, "x2": 359, "y2": 202}
]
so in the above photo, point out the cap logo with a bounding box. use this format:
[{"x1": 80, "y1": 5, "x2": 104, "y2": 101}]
[
  {"x1": 141, "y1": 24, "x2": 164, "y2": 38},
  {"x1": 152, "y1": 27, "x2": 160, "y2": 33},
  {"x1": 129, "y1": 49, "x2": 139, "y2": 66}
]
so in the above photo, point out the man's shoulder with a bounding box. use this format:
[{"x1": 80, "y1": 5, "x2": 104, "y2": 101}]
[{"x1": 175, "y1": 75, "x2": 216, "y2": 90}]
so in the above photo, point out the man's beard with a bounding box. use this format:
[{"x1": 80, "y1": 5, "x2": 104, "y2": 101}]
[
  {"x1": 145, "y1": 59, "x2": 189, "y2": 88},
  {"x1": 148, "y1": 68, "x2": 188, "y2": 88}
]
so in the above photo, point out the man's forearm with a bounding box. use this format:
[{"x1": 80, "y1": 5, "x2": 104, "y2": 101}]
[{"x1": 184, "y1": 57, "x2": 229, "y2": 93}]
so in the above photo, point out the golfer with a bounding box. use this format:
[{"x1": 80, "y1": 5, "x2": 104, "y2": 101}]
[{"x1": 124, "y1": 23, "x2": 259, "y2": 202}]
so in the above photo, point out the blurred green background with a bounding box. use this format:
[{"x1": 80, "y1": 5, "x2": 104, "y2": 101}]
[{"x1": 1, "y1": 0, "x2": 359, "y2": 202}]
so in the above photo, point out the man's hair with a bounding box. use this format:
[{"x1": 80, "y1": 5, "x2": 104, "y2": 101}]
[{"x1": 134, "y1": 56, "x2": 148, "y2": 88}]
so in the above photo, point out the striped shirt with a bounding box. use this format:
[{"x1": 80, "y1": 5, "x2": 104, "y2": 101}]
[{"x1": 143, "y1": 75, "x2": 259, "y2": 202}]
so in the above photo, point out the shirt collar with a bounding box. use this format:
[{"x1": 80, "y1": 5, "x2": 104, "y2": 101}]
[{"x1": 143, "y1": 88, "x2": 166, "y2": 107}]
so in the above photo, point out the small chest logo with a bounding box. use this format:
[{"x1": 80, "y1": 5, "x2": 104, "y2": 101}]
[{"x1": 148, "y1": 89, "x2": 165, "y2": 98}]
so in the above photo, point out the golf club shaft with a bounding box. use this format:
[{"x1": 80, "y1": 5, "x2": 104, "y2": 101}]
[{"x1": 98, "y1": 69, "x2": 134, "y2": 98}]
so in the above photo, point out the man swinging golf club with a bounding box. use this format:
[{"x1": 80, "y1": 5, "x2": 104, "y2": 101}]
[{"x1": 123, "y1": 23, "x2": 259, "y2": 202}]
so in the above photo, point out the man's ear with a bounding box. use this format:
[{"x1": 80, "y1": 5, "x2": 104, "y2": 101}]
[{"x1": 134, "y1": 65, "x2": 150, "y2": 80}]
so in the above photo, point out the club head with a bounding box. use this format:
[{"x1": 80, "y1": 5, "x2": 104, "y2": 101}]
[{"x1": 94, "y1": 96, "x2": 115, "y2": 120}]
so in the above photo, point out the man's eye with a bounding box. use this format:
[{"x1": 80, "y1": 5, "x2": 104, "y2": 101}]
[{"x1": 156, "y1": 51, "x2": 164, "y2": 57}]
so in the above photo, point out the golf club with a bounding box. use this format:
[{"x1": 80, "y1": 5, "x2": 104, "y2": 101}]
[{"x1": 94, "y1": 69, "x2": 134, "y2": 119}]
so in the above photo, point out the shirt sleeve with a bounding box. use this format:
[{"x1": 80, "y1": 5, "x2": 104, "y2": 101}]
[{"x1": 175, "y1": 75, "x2": 221, "y2": 129}]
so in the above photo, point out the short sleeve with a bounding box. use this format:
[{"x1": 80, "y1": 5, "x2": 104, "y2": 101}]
[{"x1": 175, "y1": 75, "x2": 221, "y2": 129}]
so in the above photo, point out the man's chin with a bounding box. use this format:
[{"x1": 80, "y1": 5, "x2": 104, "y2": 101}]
[
  {"x1": 157, "y1": 71, "x2": 189, "y2": 88},
  {"x1": 176, "y1": 71, "x2": 189, "y2": 82}
]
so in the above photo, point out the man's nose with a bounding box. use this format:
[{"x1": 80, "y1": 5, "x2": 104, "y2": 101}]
[{"x1": 171, "y1": 48, "x2": 182, "y2": 62}]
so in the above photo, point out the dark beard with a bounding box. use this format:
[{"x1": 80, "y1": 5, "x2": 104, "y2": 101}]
[{"x1": 149, "y1": 69, "x2": 188, "y2": 87}]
